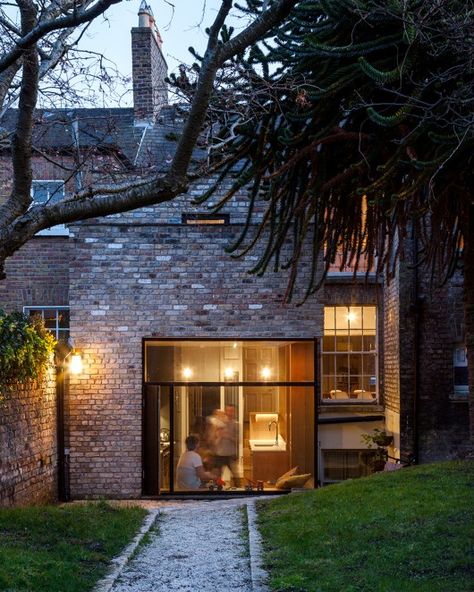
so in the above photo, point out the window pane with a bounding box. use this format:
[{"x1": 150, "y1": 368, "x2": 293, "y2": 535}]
[
  {"x1": 322, "y1": 376, "x2": 336, "y2": 399},
  {"x1": 363, "y1": 333, "x2": 376, "y2": 351},
  {"x1": 32, "y1": 185, "x2": 49, "y2": 203},
  {"x1": 362, "y1": 354, "x2": 376, "y2": 375},
  {"x1": 348, "y1": 306, "x2": 362, "y2": 329},
  {"x1": 335, "y1": 307, "x2": 348, "y2": 330},
  {"x1": 58, "y1": 309, "x2": 69, "y2": 328},
  {"x1": 363, "y1": 306, "x2": 376, "y2": 330},
  {"x1": 322, "y1": 354, "x2": 334, "y2": 375},
  {"x1": 57, "y1": 329, "x2": 69, "y2": 343},
  {"x1": 335, "y1": 333, "x2": 348, "y2": 351},
  {"x1": 324, "y1": 307, "x2": 335, "y2": 330},
  {"x1": 349, "y1": 376, "x2": 362, "y2": 395},
  {"x1": 335, "y1": 355, "x2": 349, "y2": 375},
  {"x1": 323, "y1": 335, "x2": 335, "y2": 351},
  {"x1": 349, "y1": 354, "x2": 363, "y2": 375},
  {"x1": 43, "y1": 310, "x2": 57, "y2": 329},
  {"x1": 349, "y1": 334, "x2": 363, "y2": 352},
  {"x1": 323, "y1": 450, "x2": 372, "y2": 482},
  {"x1": 454, "y1": 367, "x2": 468, "y2": 387},
  {"x1": 145, "y1": 340, "x2": 314, "y2": 383}
]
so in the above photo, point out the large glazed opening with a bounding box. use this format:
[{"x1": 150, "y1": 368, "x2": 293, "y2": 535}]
[{"x1": 143, "y1": 339, "x2": 316, "y2": 495}]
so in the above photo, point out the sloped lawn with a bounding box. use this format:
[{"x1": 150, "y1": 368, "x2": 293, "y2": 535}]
[
  {"x1": 0, "y1": 502, "x2": 146, "y2": 591},
  {"x1": 258, "y1": 460, "x2": 474, "y2": 592}
]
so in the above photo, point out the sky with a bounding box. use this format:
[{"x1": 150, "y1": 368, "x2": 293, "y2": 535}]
[{"x1": 81, "y1": 0, "x2": 247, "y2": 106}]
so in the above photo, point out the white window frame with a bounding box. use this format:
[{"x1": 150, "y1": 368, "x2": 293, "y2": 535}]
[
  {"x1": 322, "y1": 305, "x2": 378, "y2": 403},
  {"x1": 453, "y1": 343, "x2": 469, "y2": 397},
  {"x1": 31, "y1": 180, "x2": 69, "y2": 236},
  {"x1": 23, "y1": 306, "x2": 70, "y2": 341}
]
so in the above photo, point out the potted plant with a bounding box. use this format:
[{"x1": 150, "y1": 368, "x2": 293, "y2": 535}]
[{"x1": 361, "y1": 429, "x2": 393, "y2": 473}]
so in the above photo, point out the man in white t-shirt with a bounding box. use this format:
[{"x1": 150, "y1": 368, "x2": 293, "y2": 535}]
[{"x1": 176, "y1": 435, "x2": 215, "y2": 490}]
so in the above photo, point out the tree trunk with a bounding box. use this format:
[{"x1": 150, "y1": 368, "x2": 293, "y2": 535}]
[{"x1": 463, "y1": 204, "x2": 474, "y2": 450}]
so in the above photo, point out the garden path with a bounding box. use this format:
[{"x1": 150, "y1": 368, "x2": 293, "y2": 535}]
[{"x1": 109, "y1": 498, "x2": 265, "y2": 592}]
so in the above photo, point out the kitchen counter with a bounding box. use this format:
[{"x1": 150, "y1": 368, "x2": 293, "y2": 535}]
[{"x1": 249, "y1": 435, "x2": 286, "y2": 452}]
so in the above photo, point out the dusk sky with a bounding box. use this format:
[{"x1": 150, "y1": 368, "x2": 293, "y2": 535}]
[{"x1": 82, "y1": 0, "x2": 247, "y2": 106}]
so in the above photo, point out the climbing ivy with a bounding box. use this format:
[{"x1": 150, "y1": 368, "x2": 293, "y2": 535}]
[{"x1": 0, "y1": 310, "x2": 56, "y2": 399}]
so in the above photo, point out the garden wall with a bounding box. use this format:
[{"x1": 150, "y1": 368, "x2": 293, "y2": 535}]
[{"x1": 0, "y1": 365, "x2": 57, "y2": 506}]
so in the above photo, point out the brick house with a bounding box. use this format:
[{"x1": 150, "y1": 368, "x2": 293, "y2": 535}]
[{"x1": 0, "y1": 4, "x2": 469, "y2": 500}]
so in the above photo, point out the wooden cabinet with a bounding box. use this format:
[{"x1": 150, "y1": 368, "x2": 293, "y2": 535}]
[
  {"x1": 244, "y1": 388, "x2": 277, "y2": 414},
  {"x1": 252, "y1": 450, "x2": 289, "y2": 483}
]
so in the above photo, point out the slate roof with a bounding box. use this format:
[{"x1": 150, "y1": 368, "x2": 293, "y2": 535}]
[{"x1": 0, "y1": 105, "x2": 189, "y2": 171}]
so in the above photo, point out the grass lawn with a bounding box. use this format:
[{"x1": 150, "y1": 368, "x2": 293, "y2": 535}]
[
  {"x1": 0, "y1": 502, "x2": 147, "y2": 592},
  {"x1": 258, "y1": 460, "x2": 474, "y2": 592}
]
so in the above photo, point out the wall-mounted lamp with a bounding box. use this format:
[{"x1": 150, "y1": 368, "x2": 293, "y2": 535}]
[
  {"x1": 224, "y1": 367, "x2": 235, "y2": 380},
  {"x1": 182, "y1": 366, "x2": 193, "y2": 379},
  {"x1": 69, "y1": 351, "x2": 83, "y2": 375},
  {"x1": 260, "y1": 366, "x2": 272, "y2": 380}
]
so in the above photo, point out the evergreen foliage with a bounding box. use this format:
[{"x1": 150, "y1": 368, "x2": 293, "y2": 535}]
[
  {"x1": 0, "y1": 310, "x2": 56, "y2": 398},
  {"x1": 198, "y1": 0, "x2": 473, "y2": 301}
]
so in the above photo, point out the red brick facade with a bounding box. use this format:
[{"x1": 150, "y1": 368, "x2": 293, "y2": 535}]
[{"x1": 0, "y1": 367, "x2": 57, "y2": 507}]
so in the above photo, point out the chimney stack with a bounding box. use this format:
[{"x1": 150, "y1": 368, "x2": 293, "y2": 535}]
[{"x1": 131, "y1": 1, "x2": 168, "y2": 125}]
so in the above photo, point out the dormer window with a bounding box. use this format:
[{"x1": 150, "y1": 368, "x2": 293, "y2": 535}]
[{"x1": 31, "y1": 180, "x2": 69, "y2": 236}]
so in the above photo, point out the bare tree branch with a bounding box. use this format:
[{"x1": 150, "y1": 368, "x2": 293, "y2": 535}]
[{"x1": 0, "y1": 0, "x2": 122, "y2": 74}]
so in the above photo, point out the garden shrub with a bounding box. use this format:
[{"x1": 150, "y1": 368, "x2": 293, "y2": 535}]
[{"x1": 0, "y1": 310, "x2": 56, "y2": 399}]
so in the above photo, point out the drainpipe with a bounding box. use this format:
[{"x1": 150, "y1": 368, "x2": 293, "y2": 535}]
[
  {"x1": 412, "y1": 224, "x2": 421, "y2": 464},
  {"x1": 55, "y1": 350, "x2": 70, "y2": 501}
]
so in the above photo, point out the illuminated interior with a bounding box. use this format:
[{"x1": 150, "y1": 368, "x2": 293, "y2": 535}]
[{"x1": 143, "y1": 339, "x2": 315, "y2": 494}]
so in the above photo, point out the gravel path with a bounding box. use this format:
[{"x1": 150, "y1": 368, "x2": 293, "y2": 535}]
[{"x1": 110, "y1": 499, "x2": 254, "y2": 592}]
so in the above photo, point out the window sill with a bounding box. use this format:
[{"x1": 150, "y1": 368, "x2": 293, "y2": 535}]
[
  {"x1": 319, "y1": 403, "x2": 384, "y2": 414},
  {"x1": 35, "y1": 226, "x2": 70, "y2": 237},
  {"x1": 449, "y1": 394, "x2": 469, "y2": 403}
]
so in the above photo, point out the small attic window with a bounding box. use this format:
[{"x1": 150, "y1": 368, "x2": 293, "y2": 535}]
[{"x1": 182, "y1": 213, "x2": 229, "y2": 225}]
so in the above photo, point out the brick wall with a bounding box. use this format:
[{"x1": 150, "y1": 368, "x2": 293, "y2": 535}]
[
  {"x1": 383, "y1": 233, "x2": 469, "y2": 462},
  {"x1": 416, "y1": 269, "x2": 469, "y2": 461},
  {"x1": 67, "y1": 215, "x2": 325, "y2": 498},
  {"x1": 0, "y1": 237, "x2": 70, "y2": 313},
  {"x1": 0, "y1": 365, "x2": 57, "y2": 506}
]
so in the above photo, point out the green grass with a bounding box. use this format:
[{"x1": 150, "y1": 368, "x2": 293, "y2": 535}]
[
  {"x1": 0, "y1": 501, "x2": 147, "y2": 592},
  {"x1": 257, "y1": 460, "x2": 474, "y2": 592}
]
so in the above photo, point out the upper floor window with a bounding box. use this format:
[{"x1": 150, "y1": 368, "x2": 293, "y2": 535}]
[
  {"x1": 23, "y1": 306, "x2": 69, "y2": 342},
  {"x1": 31, "y1": 180, "x2": 68, "y2": 236},
  {"x1": 322, "y1": 305, "x2": 377, "y2": 402},
  {"x1": 453, "y1": 344, "x2": 468, "y2": 397}
]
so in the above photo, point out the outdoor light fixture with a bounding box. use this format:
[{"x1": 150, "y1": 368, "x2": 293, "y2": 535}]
[
  {"x1": 232, "y1": 342, "x2": 238, "y2": 349},
  {"x1": 261, "y1": 366, "x2": 272, "y2": 380},
  {"x1": 69, "y1": 352, "x2": 83, "y2": 375},
  {"x1": 182, "y1": 366, "x2": 193, "y2": 379}
]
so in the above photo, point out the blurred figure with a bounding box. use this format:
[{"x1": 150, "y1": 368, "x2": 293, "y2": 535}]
[
  {"x1": 211, "y1": 404, "x2": 239, "y2": 485},
  {"x1": 176, "y1": 435, "x2": 215, "y2": 490}
]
